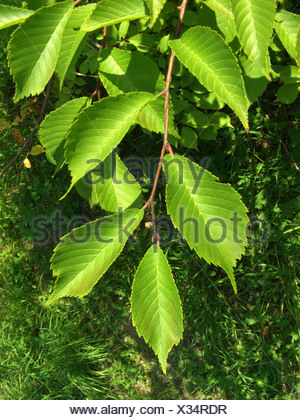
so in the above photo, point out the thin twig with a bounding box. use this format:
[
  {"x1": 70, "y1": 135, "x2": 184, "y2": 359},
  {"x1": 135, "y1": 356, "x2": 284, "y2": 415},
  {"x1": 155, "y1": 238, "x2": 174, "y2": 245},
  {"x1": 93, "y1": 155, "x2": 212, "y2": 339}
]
[
  {"x1": 142, "y1": 0, "x2": 189, "y2": 243},
  {"x1": 151, "y1": 201, "x2": 160, "y2": 246},
  {"x1": 90, "y1": 78, "x2": 101, "y2": 100},
  {"x1": 0, "y1": 77, "x2": 53, "y2": 179},
  {"x1": 97, "y1": 79, "x2": 101, "y2": 101},
  {"x1": 103, "y1": 26, "x2": 108, "y2": 48},
  {"x1": 74, "y1": 0, "x2": 82, "y2": 6},
  {"x1": 167, "y1": 142, "x2": 174, "y2": 156},
  {"x1": 142, "y1": 0, "x2": 188, "y2": 208}
]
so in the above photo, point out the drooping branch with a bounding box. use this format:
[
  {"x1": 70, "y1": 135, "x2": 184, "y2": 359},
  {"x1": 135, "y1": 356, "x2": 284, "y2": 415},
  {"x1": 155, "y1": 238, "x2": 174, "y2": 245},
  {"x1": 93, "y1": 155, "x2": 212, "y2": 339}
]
[
  {"x1": 0, "y1": 77, "x2": 53, "y2": 179},
  {"x1": 142, "y1": 0, "x2": 189, "y2": 243}
]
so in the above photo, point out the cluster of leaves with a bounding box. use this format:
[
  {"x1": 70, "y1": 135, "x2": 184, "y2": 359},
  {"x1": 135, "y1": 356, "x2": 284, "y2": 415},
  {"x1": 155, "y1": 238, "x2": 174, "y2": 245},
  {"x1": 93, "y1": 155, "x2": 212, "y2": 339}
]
[{"x1": 1, "y1": 0, "x2": 299, "y2": 372}]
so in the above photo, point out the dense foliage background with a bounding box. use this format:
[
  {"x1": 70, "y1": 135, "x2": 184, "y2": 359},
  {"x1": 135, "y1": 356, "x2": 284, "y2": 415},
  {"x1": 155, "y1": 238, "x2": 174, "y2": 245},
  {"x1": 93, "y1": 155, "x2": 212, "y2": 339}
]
[{"x1": 0, "y1": 0, "x2": 299, "y2": 399}]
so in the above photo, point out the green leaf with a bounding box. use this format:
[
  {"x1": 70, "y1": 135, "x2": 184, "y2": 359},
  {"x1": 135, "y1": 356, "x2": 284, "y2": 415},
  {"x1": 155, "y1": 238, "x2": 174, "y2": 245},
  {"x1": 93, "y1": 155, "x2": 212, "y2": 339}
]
[
  {"x1": 207, "y1": 112, "x2": 232, "y2": 128},
  {"x1": 8, "y1": 1, "x2": 73, "y2": 102},
  {"x1": 181, "y1": 110, "x2": 209, "y2": 129},
  {"x1": 118, "y1": 20, "x2": 130, "y2": 39},
  {"x1": 232, "y1": 0, "x2": 276, "y2": 65},
  {"x1": 81, "y1": 0, "x2": 146, "y2": 32},
  {"x1": 163, "y1": 155, "x2": 249, "y2": 293},
  {"x1": 65, "y1": 92, "x2": 153, "y2": 188},
  {"x1": 275, "y1": 10, "x2": 300, "y2": 65},
  {"x1": 26, "y1": 0, "x2": 52, "y2": 10},
  {"x1": 279, "y1": 65, "x2": 300, "y2": 84},
  {"x1": 128, "y1": 33, "x2": 156, "y2": 52},
  {"x1": 47, "y1": 208, "x2": 144, "y2": 305},
  {"x1": 203, "y1": 0, "x2": 233, "y2": 19},
  {"x1": 198, "y1": 92, "x2": 225, "y2": 110},
  {"x1": 98, "y1": 48, "x2": 178, "y2": 136},
  {"x1": 39, "y1": 97, "x2": 89, "y2": 174},
  {"x1": 277, "y1": 83, "x2": 300, "y2": 104},
  {"x1": 0, "y1": 119, "x2": 10, "y2": 131},
  {"x1": 131, "y1": 245, "x2": 183, "y2": 374},
  {"x1": 56, "y1": 4, "x2": 95, "y2": 88},
  {"x1": 158, "y1": 34, "x2": 170, "y2": 54},
  {"x1": 146, "y1": 0, "x2": 167, "y2": 28},
  {"x1": 0, "y1": 5, "x2": 33, "y2": 30},
  {"x1": 138, "y1": 98, "x2": 179, "y2": 137},
  {"x1": 75, "y1": 151, "x2": 142, "y2": 212},
  {"x1": 180, "y1": 126, "x2": 198, "y2": 150},
  {"x1": 99, "y1": 48, "x2": 164, "y2": 94},
  {"x1": 169, "y1": 26, "x2": 249, "y2": 129},
  {"x1": 198, "y1": 125, "x2": 218, "y2": 141},
  {"x1": 171, "y1": 94, "x2": 190, "y2": 115},
  {"x1": 30, "y1": 145, "x2": 45, "y2": 156},
  {"x1": 239, "y1": 54, "x2": 269, "y2": 104},
  {"x1": 216, "y1": 13, "x2": 237, "y2": 44},
  {"x1": 182, "y1": 10, "x2": 197, "y2": 27}
]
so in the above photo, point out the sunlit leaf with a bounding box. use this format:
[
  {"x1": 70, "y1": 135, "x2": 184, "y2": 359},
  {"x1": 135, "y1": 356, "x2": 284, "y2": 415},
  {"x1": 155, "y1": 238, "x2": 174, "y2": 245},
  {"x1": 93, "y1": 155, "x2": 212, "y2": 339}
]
[
  {"x1": 131, "y1": 245, "x2": 183, "y2": 373},
  {"x1": 169, "y1": 26, "x2": 249, "y2": 129},
  {"x1": 203, "y1": 0, "x2": 233, "y2": 19},
  {"x1": 39, "y1": 97, "x2": 89, "y2": 174},
  {"x1": 56, "y1": 4, "x2": 94, "y2": 88},
  {"x1": 215, "y1": 12, "x2": 237, "y2": 44},
  {"x1": 0, "y1": 5, "x2": 33, "y2": 30},
  {"x1": 275, "y1": 10, "x2": 300, "y2": 65},
  {"x1": 65, "y1": 92, "x2": 153, "y2": 188},
  {"x1": 146, "y1": 0, "x2": 167, "y2": 27},
  {"x1": 8, "y1": 1, "x2": 73, "y2": 102},
  {"x1": 81, "y1": 0, "x2": 146, "y2": 32},
  {"x1": 232, "y1": 0, "x2": 276, "y2": 66},
  {"x1": 47, "y1": 208, "x2": 144, "y2": 305},
  {"x1": 98, "y1": 48, "x2": 178, "y2": 136},
  {"x1": 163, "y1": 155, "x2": 249, "y2": 293}
]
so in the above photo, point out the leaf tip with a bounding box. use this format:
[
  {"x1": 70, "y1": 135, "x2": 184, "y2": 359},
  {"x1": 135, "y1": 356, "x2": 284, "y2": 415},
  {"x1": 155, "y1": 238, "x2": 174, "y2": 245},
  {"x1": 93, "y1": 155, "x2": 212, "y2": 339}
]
[
  {"x1": 45, "y1": 297, "x2": 54, "y2": 307},
  {"x1": 60, "y1": 183, "x2": 73, "y2": 200},
  {"x1": 159, "y1": 357, "x2": 167, "y2": 375}
]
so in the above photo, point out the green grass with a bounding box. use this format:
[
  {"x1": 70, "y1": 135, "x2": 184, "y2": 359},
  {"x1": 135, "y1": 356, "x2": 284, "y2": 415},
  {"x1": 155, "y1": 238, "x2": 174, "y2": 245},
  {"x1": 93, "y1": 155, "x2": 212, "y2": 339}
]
[{"x1": 0, "y1": 38, "x2": 299, "y2": 399}]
